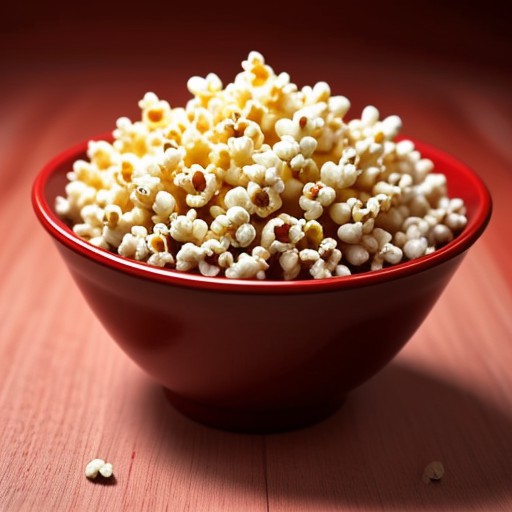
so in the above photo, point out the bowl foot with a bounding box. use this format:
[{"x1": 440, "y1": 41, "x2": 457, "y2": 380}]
[{"x1": 163, "y1": 388, "x2": 346, "y2": 433}]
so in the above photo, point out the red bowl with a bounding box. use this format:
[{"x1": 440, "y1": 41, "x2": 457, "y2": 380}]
[{"x1": 32, "y1": 135, "x2": 492, "y2": 432}]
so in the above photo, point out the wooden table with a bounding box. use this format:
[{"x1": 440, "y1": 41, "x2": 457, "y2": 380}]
[{"x1": 1, "y1": 40, "x2": 511, "y2": 511}]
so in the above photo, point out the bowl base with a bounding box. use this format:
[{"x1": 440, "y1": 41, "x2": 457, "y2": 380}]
[{"x1": 163, "y1": 388, "x2": 346, "y2": 433}]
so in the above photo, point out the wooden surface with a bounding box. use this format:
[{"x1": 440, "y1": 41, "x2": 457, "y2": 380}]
[{"x1": 1, "y1": 44, "x2": 512, "y2": 511}]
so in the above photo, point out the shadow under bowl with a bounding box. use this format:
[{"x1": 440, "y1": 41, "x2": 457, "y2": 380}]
[{"x1": 32, "y1": 136, "x2": 492, "y2": 433}]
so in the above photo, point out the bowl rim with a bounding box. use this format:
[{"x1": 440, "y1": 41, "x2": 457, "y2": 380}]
[{"x1": 32, "y1": 134, "x2": 492, "y2": 294}]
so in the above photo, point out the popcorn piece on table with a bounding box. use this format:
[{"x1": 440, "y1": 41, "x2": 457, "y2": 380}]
[{"x1": 85, "y1": 459, "x2": 114, "y2": 480}]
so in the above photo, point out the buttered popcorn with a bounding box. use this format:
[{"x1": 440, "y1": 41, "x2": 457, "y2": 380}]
[{"x1": 56, "y1": 51, "x2": 467, "y2": 280}]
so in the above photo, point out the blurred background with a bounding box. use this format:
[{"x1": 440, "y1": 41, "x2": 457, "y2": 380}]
[{"x1": 2, "y1": 0, "x2": 510, "y2": 124}]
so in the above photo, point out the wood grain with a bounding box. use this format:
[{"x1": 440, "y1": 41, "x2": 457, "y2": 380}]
[{"x1": 1, "y1": 51, "x2": 511, "y2": 512}]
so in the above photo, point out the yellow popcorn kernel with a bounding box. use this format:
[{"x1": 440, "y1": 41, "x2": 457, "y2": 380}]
[
  {"x1": 302, "y1": 220, "x2": 324, "y2": 250},
  {"x1": 183, "y1": 137, "x2": 212, "y2": 168},
  {"x1": 147, "y1": 233, "x2": 168, "y2": 253},
  {"x1": 210, "y1": 144, "x2": 231, "y2": 171},
  {"x1": 87, "y1": 140, "x2": 118, "y2": 170}
]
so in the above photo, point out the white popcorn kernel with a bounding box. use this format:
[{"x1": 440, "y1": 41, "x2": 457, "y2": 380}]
[
  {"x1": 328, "y1": 95, "x2": 351, "y2": 117},
  {"x1": 373, "y1": 181, "x2": 401, "y2": 198},
  {"x1": 153, "y1": 223, "x2": 169, "y2": 236},
  {"x1": 73, "y1": 223, "x2": 101, "y2": 239},
  {"x1": 275, "y1": 118, "x2": 300, "y2": 140},
  {"x1": 335, "y1": 264, "x2": 352, "y2": 276},
  {"x1": 273, "y1": 138, "x2": 300, "y2": 161},
  {"x1": 225, "y1": 250, "x2": 269, "y2": 280},
  {"x1": 363, "y1": 218, "x2": 375, "y2": 234},
  {"x1": 252, "y1": 246, "x2": 270, "y2": 260},
  {"x1": 89, "y1": 236, "x2": 110, "y2": 249},
  {"x1": 415, "y1": 158, "x2": 434, "y2": 181},
  {"x1": 342, "y1": 244, "x2": 370, "y2": 266},
  {"x1": 153, "y1": 190, "x2": 176, "y2": 217},
  {"x1": 381, "y1": 115, "x2": 402, "y2": 139},
  {"x1": 223, "y1": 185, "x2": 253, "y2": 211},
  {"x1": 85, "y1": 459, "x2": 105, "y2": 479},
  {"x1": 299, "y1": 248, "x2": 320, "y2": 265},
  {"x1": 403, "y1": 237, "x2": 428, "y2": 260},
  {"x1": 396, "y1": 139, "x2": 415, "y2": 156},
  {"x1": 170, "y1": 209, "x2": 208, "y2": 244},
  {"x1": 226, "y1": 205, "x2": 250, "y2": 225},
  {"x1": 85, "y1": 459, "x2": 113, "y2": 480},
  {"x1": 372, "y1": 227, "x2": 392, "y2": 248},
  {"x1": 218, "y1": 251, "x2": 234, "y2": 269},
  {"x1": 209, "y1": 206, "x2": 250, "y2": 245},
  {"x1": 311, "y1": 81, "x2": 331, "y2": 102},
  {"x1": 445, "y1": 212, "x2": 467, "y2": 231},
  {"x1": 299, "y1": 182, "x2": 336, "y2": 220},
  {"x1": 309, "y1": 259, "x2": 332, "y2": 279},
  {"x1": 162, "y1": 147, "x2": 185, "y2": 172},
  {"x1": 431, "y1": 224, "x2": 454, "y2": 245},
  {"x1": 99, "y1": 463, "x2": 113, "y2": 478},
  {"x1": 408, "y1": 195, "x2": 430, "y2": 217},
  {"x1": 337, "y1": 222, "x2": 363, "y2": 244},
  {"x1": 375, "y1": 207, "x2": 404, "y2": 232},
  {"x1": 329, "y1": 202, "x2": 352, "y2": 225},
  {"x1": 138, "y1": 91, "x2": 159, "y2": 109},
  {"x1": 361, "y1": 234, "x2": 379, "y2": 253},
  {"x1": 371, "y1": 254, "x2": 385, "y2": 271},
  {"x1": 235, "y1": 223, "x2": 257, "y2": 247},
  {"x1": 380, "y1": 243, "x2": 403, "y2": 264},
  {"x1": 252, "y1": 149, "x2": 281, "y2": 169},
  {"x1": 147, "y1": 252, "x2": 174, "y2": 267},
  {"x1": 279, "y1": 249, "x2": 301, "y2": 280},
  {"x1": 87, "y1": 140, "x2": 119, "y2": 170},
  {"x1": 228, "y1": 135, "x2": 254, "y2": 166},
  {"x1": 198, "y1": 259, "x2": 221, "y2": 277},
  {"x1": 119, "y1": 231, "x2": 149, "y2": 261},
  {"x1": 406, "y1": 224, "x2": 422, "y2": 240},
  {"x1": 299, "y1": 136, "x2": 318, "y2": 158},
  {"x1": 361, "y1": 105, "x2": 380, "y2": 126},
  {"x1": 55, "y1": 196, "x2": 71, "y2": 217},
  {"x1": 176, "y1": 242, "x2": 209, "y2": 272},
  {"x1": 320, "y1": 160, "x2": 359, "y2": 190}
]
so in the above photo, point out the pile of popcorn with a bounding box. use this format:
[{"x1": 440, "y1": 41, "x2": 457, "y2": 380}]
[{"x1": 56, "y1": 52, "x2": 467, "y2": 280}]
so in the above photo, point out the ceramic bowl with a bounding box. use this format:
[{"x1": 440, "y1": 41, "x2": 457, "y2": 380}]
[{"x1": 32, "y1": 136, "x2": 492, "y2": 432}]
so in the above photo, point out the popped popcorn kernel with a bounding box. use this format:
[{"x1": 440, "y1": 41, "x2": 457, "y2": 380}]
[
  {"x1": 57, "y1": 52, "x2": 467, "y2": 280},
  {"x1": 85, "y1": 459, "x2": 114, "y2": 480}
]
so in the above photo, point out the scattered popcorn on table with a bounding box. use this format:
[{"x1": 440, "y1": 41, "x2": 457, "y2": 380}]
[
  {"x1": 422, "y1": 460, "x2": 445, "y2": 484},
  {"x1": 57, "y1": 51, "x2": 468, "y2": 280},
  {"x1": 85, "y1": 458, "x2": 114, "y2": 480}
]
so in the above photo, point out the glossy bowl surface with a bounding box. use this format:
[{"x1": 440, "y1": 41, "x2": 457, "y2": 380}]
[{"x1": 32, "y1": 135, "x2": 492, "y2": 432}]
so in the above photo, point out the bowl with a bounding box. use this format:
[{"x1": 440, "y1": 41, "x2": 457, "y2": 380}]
[{"x1": 32, "y1": 135, "x2": 492, "y2": 433}]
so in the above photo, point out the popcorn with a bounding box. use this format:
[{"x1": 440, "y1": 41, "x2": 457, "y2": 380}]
[
  {"x1": 224, "y1": 247, "x2": 269, "y2": 279},
  {"x1": 85, "y1": 459, "x2": 114, "y2": 480},
  {"x1": 299, "y1": 182, "x2": 336, "y2": 220},
  {"x1": 174, "y1": 164, "x2": 218, "y2": 208},
  {"x1": 422, "y1": 461, "x2": 445, "y2": 484},
  {"x1": 56, "y1": 52, "x2": 467, "y2": 280},
  {"x1": 210, "y1": 206, "x2": 256, "y2": 248}
]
